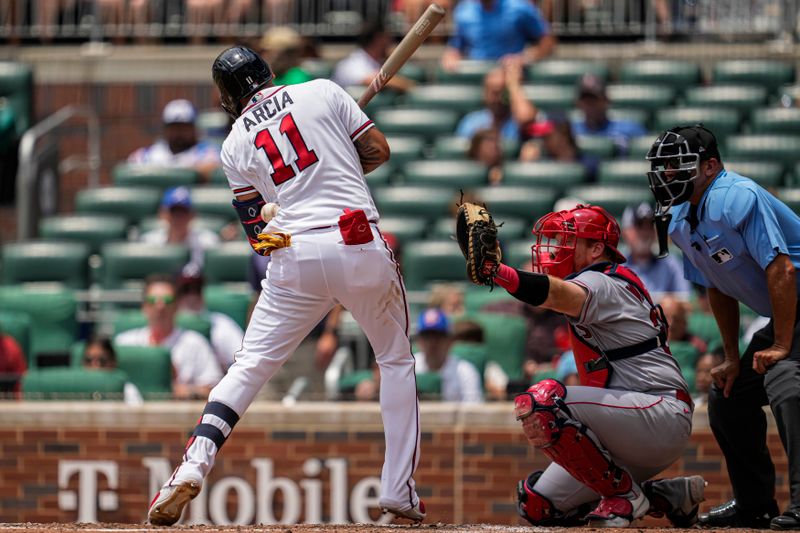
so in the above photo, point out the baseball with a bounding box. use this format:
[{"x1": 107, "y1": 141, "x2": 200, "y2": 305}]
[{"x1": 261, "y1": 202, "x2": 279, "y2": 223}]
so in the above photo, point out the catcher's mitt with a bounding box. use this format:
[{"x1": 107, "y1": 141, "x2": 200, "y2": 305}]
[{"x1": 455, "y1": 202, "x2": 502, "y2": 286}]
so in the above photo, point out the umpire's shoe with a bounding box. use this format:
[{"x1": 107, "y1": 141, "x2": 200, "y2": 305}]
[
  {"x1": 642, "y1": 475, "x2": 706, "y2": 527},
  {"x1": 147, "y1": 479, "x2": 201, "y2": 526},
  {"x1": 382, "y1": 500, "x2": 426, "y2": 523},
  {"x1": 698, "y1": 498, "x2": 778, "y2": 529},
  {"x1": 771, "y1": 508, "x2": 800, "y2": 530}
]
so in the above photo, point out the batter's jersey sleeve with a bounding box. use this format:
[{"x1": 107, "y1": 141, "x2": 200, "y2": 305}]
[
  {"x1": 220, "y1": 137, "x2": 260, "y2": 199},
  {"x1": 324, "y1": 79, "x2": 375, "y2": 142}
]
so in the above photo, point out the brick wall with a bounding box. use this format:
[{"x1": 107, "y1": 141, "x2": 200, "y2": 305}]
[{"x1": 0, "y1": 402, "x2": 791, "y2": 525}]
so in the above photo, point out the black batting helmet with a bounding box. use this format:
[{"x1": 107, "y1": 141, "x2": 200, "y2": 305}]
[{"x1": 212, "y1": 46, "x2": 273, "y2": 119}]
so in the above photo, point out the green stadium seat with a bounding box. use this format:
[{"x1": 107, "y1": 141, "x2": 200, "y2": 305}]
[
  {"x1": 470, "y1": 313, "x2": 528, "y2": 379},
  {"x1": 654, "y1": 107, "x2": 742, "y2": 140},
  {"x1": 204, "y1": 241, "x2": 251, "y2": 284},
  {"x1": 374, "y1": 108, "x2": 460, "y2": 141},
  {"x1": 463, "y1": 285, "x2": 516, "y2": 315},
  {"x1": 385, "y1": 136, "x2": 426, "y2": 170},
  {"x1": 687, "y1": 311, "x2": 722, "y2": 347},
  {"x1": 619, "y1": 60, "x2": 701, "y2": 91},
  {"x1": 430, "y1": 215, "x2": 526, "y2": 241},
  {"x1": 669, "y1": 340, "x2": 699, "y2": 391},
  {"x1": 779, "y1": 84, "x2": 800, "y2": 106},
  {"x1": 0, "y1": 62, "x2": 33, "y2": 135},
  {"x1": 191, "y1": 187, "x2": 236, "y2": 220},
  {"x1": 607, "y1": 84, "x2": 676, "y2": 111},
  {"x1": 504, "y1": 239, "x2": 534, "y2": 269},
  {"x1": 377, "y1": 217, "x2": 428, "y2": 247},
  {"x1": 75, "y1": 187, "x2": 161, "y2": 225},
  {"x1": 527, "y1": 60, "x2": 608, "y2": 85},
  {"x1": 777, "y1": 187, "x2": 800, "y2": 213},
  {"x1": 399, "y1": 63, "x2": 427, "y2": 83},
  {"x1": 725, "y1": 160, "x2": 785, "y2": 188},
  {"x1": 406, "y1": 84, "x2": 484, "y2": 114},
  {"x1": 749, "y1": 108, "x2": 800, "y2": 134},
  {"x1": 374, "y1": 186, "x2": 455, "y2": 220},
  {"x1": 576, "y1": 135, "x2": 616, "y2": 159},
  {"x1": 684, "y1": 85, "x2": 767, "y2": 113},
  {"x1": 0, "y1": 286, "x2": 77, "y2": 366},
  {"x1": 502, "y1": 161, "x2": 587, "y2": 189},
  {"x1": 403, "y1": 160, "x2": 487, "y2": 187},
  {"x1": 364, "y1": 164, "x2": 393, "y2": 188},
  {"x1": 114, "y1": 310, "x2": 212, "y2": 340},
  {"x1": 345, "y1": 85, "x2": 397, "y2": 114},
  {"x1": 115, "y1": 345, "x2": 172, "y2": 398},
  {"x1": 205, "y1": 284, "x2": 251, "y2": 330},
  {"x1": 432, "y1": 135, "x2": 519, "y2": 160},
  {"x1": 449, "y1": 341, "x2": 488, "y2": 381},
  {"x1": 571, "y1": 109, "x2": 649, "y2": 132},
  {"x1": 138, "y1": 215, "x2": 228, "y2": 235},
  {"x1": 101, "y1": 243, "x2": 189, "y2": 289},
  {"x1": 39, "y1": 215, "x2": 128, "y2": 255},
  {"x1": 598, "y1": 160, "x2": 650, "y2": 185},
  {"x1": 22, "y1": 368, "x2": 128, "y2": 400},
  {"x1": 523, "y1": 84, "x2": 576, "y2": 111},
  {"x1": 0, "y1": 310, "x2": 31, "y2": 362},
  {"x1": 1, "y1": 241, "x2": 90, "y2": 289},
  {"x1": 476, "y1": 186, "x2": 558, "y2": 221},
  {"x1": 415, "y1": 372, "x2": 443, "y2": 396},
  {"x1": 628, "y1": 134, "x2": 658, "y2": 160},
  {"x1": 210, "y1": 167, "x2": 227, "y2": 184},
  {"x1": 300, "y1": 59, "x2": 333, "y2": 79},
  {"x1": 338, "y1": 369, "x2": 375, "y2": 394},
  {"x1": 713, "y1": 60, "x2": 794, "y2": 94},
  {"x1": 112, "y1": 164, "x2": 199, "y2": 189},
  {"x1": 435, "y1": 60, "x2": 495, "y2": 84},
  {"x1": 726, "y1": 135, "x2": 800, "y2": 171},
  {"x1": 564, "y1": 185, "x2": 652, "y2": 219},
  {"x1": 196, "y1": 110, "x2": 229, "y2": 139},
  {"x1": 401, "y1": 240, "x2": 468, "y2": 290}
]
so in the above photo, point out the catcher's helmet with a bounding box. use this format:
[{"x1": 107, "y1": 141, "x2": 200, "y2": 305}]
[
  {"x1": 531, "y1": 204, "x2": 626, "y2": 279},
  {"x1": 212, "y1": 46, "x2": 273, "y2": 119},
  {"x1": 646, "y1": 124, "x2": 720, "y2": 215}
]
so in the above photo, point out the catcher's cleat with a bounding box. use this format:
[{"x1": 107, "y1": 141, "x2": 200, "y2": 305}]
[
  {"x1": 147, "y1": 479, "x2": 201, "y2": 526},
  {"x1": 382, "y1": 500, "x2": 426, "y2": 523},
  {"x1": 585, "y1": 484, "x2": 649, "y2": 528},
  {"x1": 643, "y1": 475, "x2": 706, "y2": 527}
]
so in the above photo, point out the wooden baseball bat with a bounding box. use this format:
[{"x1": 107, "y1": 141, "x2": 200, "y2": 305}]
[{"x1": 358, "y1": 3, "x2": 446, "y2": 109}]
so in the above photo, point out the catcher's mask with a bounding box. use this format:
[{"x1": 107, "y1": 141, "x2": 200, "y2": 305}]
[
  {"x1": 531, "y1": 204, "x2": 626, "y2": 279},
  {"x1": 646, "y1": 124, "x2": 720, "y2": 216},
  {"x1": 212, "y1": 46, "x2": 274, "y2": 119}
]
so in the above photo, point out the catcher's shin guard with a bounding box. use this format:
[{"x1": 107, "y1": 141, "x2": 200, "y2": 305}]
[{"x1": 516, "y1": 471, "x2": 590, "y2": 526}]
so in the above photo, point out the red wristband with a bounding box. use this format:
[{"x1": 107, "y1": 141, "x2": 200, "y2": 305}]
[{"x1": 494, "y1": 263, "x2": 520, "y2": 293}]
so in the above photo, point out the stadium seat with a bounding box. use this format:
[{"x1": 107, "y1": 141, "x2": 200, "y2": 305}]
[
  {"x1": 726, "y1": 135, "x2": 800, "y2": 171},
  {"x1": 112, "y1": 164, "x2": 200, "y2": 189},
  {"x1": 564, "y1": 185, "x2": 652, "y2": 219},
  {"x1": 470, "y1": 313, "x2": 528, "y2": 379},
  {"x1": 463, "y1": 285, "x2": 516, "y2": 315},
  {"x1": 204, "y1": 241, "x2": 251, "y2": 284},
  {"x1": 502, "y1": 161, "x2": 587, "y2": 189},
  {"x1": 0, "y1": 285, "x2": 77, "y2": 366},
  {"x1": 137, "y1": 215, "x2": 228, "y2": 235},
  {"x1": 435, "y1": 60, "x2": 496, "y2": 84},
  {"x1": 338, "y1": 369, "x2": 375, "y2": 394},
  {"x1": 607, "y1": 84, "x2": 676, "y2": 111},
  {"x1": 777, "y1": 187, "x2": 800, "y2": 212},
  {"x1": 1, "y1": 241, "x2": 90, "y2": 289},
  {"x1": 505, "y1": 239, "x2": 534, "y2": 269},
  {"x1": 0, "y1": 310, "x2": 31, "y2": 363},
  {"x1": 449, "y1": 341, "x2": 488, "y2": 382},
  {"x1": 101, "y1": 243, "x2": 189, "y2": 289},
  {"x1": 115, "y1": 345, "x2": 172, "y2": 398},
  {"x1": 415, "y1": 372, "x2": 443, "y2": 396},
  {"x1": 0, "y1": 62, "x2": 33, "y2": 135},
  {"x1": 598, "y1": 160, "x2": 650, "y2": 185},
  {"x1": 576, "y1": 135, "x2": 616, "y2": 159},
  {"x1": 205, "y1": 284, "x2": 251, "y2": 330},
  {"x1": 476, "y1": 186, "x2": 558, "y2": 221},
  {"x1": 364, "y1": 164, "x2": 393, "y2": 188},
  {"x1": 399, "y1": 63, "x2": 427, "y2": 83},
  {"x1": 571, "y1": 108, "x2": 649, "y2": 132},
  {"x1": 628, "y1": 135, "x2": 658, "y2": 160},
  {"x1": 654, "y1": 107, "x2": 742, "y2": 140},
  {"x1": 374, "y1": 108, "x2": 460, "y2": 141},
  {"x1": 385, "y1": 136, "x2": 426, "y2": 170},
  {"x1": 22, "y1": 368, "x2": 128, "y2": 399},
  {"x1": 39, "y1": 214, "x2": 128, "y2": 255},
  {"x1": 713, "y1": 60, "x2": 794, "y2": 94},
  {"x1": 688, "y1": 311, "x2": 722, "y2": 346},
  {"x1": 210, "y1": 167, "x2": 227, "y2": 184},
  {"x1": 191, "y1": 187, "x2": 236, "y2": 220},
  {"x1": 345, "y1": 85, "x2": 397, "y2": 114},
  {"x1": 401, "y1": 240, "x2": 468, "y2": 290},
  {"x1": 196, "y1": 110, "x2": 229, "y2": 140},
  {"x1": 377, "y1": 216, "x2": 428, "y2": 248},
  {"x1": 300, "y1": 59, "x2": 333, "y2": 79},
  {"x1": 669, "y1": 341, "x2": 699, "y2": 391},
  {"x1": 75, "y1": 187, "x2": 161, "y2": 225},
  {"x1": 432, "y1": 135, "x2": 519, "y2": 160},
  {"x1": 406, "y1": 84, "x2": 484, "y2": 115},
  {"x1": 684, "y1": 85, "x2": 767, "y2": 113},
  {"x1": 430, "y1": 215, "x2": 527, "y2": 241},
  {"x1": 725, "y1": 160, "x2": 785, "y2": 188},
  {"x1": 527, "y1": 60, "x2": 608, "y2": 85},
  {"x1": 749, "y1": 108, "x2": 800, "y2": 134},
  {"x1": 523, "y1": 84, "x2": 577, "y2": 111},
  {"x1": 619, "y1": 60, "x2": 701, "y2": 91},
  {"x1": 403, "y1": 160, "x2": 487, "y2": 187},
  {"x1": 374, "y1": 186, "x2": 455, "y2": 220},
  {"x1": 113, "y1": 310, "x2": 212, "y2": 340}
]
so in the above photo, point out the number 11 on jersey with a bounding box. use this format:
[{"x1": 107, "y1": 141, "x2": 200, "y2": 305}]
[{"x1": 254, "y1": 112, "x2": 319, "y2": 186}]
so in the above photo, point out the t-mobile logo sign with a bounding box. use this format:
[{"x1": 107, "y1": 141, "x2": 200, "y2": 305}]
[{"x1": 58, "y1": 461, "x2": 119, "y2": 523}]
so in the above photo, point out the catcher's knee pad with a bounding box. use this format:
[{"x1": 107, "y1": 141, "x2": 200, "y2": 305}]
[
  {"x1": 516, "y1": 471, "x2": 589, "y2": 526},
  {"x1": 515, "y1": 378, "x2": 570, "y2": 448}
]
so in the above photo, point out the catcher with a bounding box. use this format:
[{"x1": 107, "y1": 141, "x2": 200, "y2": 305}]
[{"x1": 456, "y1": 202, "x2": 704, "y2": 527}]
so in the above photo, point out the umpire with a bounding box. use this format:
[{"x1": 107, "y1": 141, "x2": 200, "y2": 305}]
[{"x1": 646, "y1": 125, "x2": 800, "y2": 530}]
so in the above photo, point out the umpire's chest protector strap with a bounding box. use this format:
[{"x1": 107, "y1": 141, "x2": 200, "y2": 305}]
[{"x1": 233, "y1": 194, "x2": 267, "y2": 251}]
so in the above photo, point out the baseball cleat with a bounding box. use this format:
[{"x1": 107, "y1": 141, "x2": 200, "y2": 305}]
[
  {"x1": 382, "y1": 500, "x2": 426, "y2": 523},
  {"x1": 147, "y1": 479, "x2": 201, "y2": 526},
  {"x1": 643, "y1": 475, "x2": 707, "y2": 527},
  {"x1": 585, "y1": 484, "x2": 649, "y2": 528}
]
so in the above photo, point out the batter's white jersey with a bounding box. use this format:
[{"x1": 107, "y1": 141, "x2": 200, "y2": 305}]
[{"x1": 221, "y1": 79, "x2": 379, "y2": 234}]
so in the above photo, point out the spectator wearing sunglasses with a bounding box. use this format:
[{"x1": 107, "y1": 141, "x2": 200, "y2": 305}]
[
  {"x1": 82, "y1": 336, "x2": 143, "y2": 405},
  {"x1": 115, "y1": 274, "x2": 222, "y2": 400}
]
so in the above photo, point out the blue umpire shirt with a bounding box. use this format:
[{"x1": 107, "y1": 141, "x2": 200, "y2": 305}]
[{"x1": 669, "y1": 169, "x2": 800, "y2": 317}]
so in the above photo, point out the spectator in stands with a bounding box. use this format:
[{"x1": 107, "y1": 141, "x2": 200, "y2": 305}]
[
  {"x1": 354, "y1": 361, "x2": 381, "y2": 402},
  {"x1": 455, "y1": 58, "x2": 537, "y2": 143},
  {"x1": 394, "y1": 0, "x2": 453, "y2": 32},
  {"x1": 555, "y1": 351, "x2": 580, "y2": 386},
  {"x1": 414, "y1": 308, "x2": 483, "y2": 402},
  {"x1": 571, "y1": 73, "x2": 646, "y2": 156},
  {"x1": 428, "y1": 283, "x2": 465, "y2": 319},
  {"x1": 82, "y1": 336, "x2": 143, "y2": 405},
  {"x1": 260, "y1": 26, "x2": 313, "y2": 85},
  {"x1": 331, "y1": 22, "x2": 416, "y2": 92},
  {"x1": 115, "y1": 274, "x2": 222, "y2": 400},
  {"x1": 621, "y1": 202, "x2": 692, "y2": 299},
  {"x1": 520, "y1": 114, "x2": 579, "y2": 163},
  {"x1": 661, "y1": 295, "x2": 708, "y2": 355},
  {"x1": 176, "y1": 266, "x2": 245, "y2": 371},
  {"x1": 482, "y1": 299, "x2": 569, "y2": 364},
  {"x1": 139, "y1": 186, "x2": 220, "y2": 272},
  {"x1": 128, "y1": 99, "x2": 221, "y2": 181},
  {"x1": 693, "y1": 347, "x2": 725, "y2": 407},
  {"x1": 468, "y1": 128, "x2": 504, "y2": 185},
  {"x1": 441, "y1": 0, "x2": 556, "y2": 70},
  {"x1": 0, "y1": 331, "x2": 26, "y2": 398}
]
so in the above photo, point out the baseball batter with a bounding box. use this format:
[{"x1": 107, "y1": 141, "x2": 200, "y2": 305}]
[
  {"x1": 148, "y1": 46, "x2": 423, "y2": 525},
  {"x1": 460, "y1": 204, "x2": 705, "y2": 527}
]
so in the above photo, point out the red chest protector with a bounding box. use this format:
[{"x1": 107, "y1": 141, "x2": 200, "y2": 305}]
[{"x1": 566, "y1": 262, "x2": 669, "y2": 388}]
